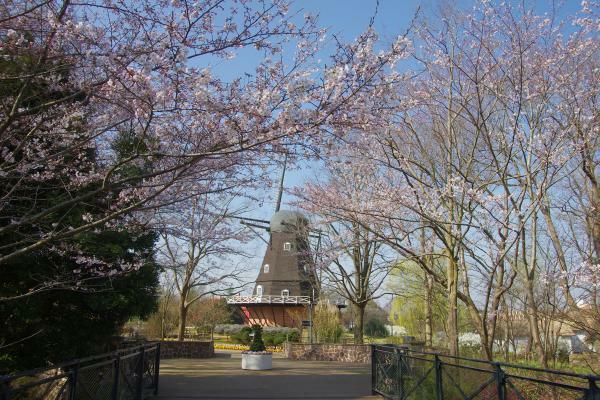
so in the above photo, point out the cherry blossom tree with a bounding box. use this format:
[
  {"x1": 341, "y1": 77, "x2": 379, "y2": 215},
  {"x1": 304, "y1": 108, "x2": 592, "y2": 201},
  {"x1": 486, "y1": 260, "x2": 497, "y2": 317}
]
[
  {"x1": 299, "y1": 1, "x2": 598, "y2": 361},
  {"x1": 0, "y1": 0, "x2": 411, "y2": 296},
  {"x1": 296, "y1": 142, "x2": 396, "y2": 344}
]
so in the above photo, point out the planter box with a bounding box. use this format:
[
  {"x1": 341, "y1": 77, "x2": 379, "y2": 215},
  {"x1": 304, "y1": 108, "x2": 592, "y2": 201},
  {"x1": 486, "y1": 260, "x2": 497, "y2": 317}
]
[{"x1": 241, "y1": 353, "x2": 273, "y2": 370}]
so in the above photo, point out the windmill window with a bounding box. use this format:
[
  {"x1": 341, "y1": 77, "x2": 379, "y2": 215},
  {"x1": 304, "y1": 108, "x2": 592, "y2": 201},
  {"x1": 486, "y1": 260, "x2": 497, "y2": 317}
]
[
  {"x1": 281, "y1": 289, "x2": 289, "y2": 297},
  {"x1": 263, "y1": 264, "x2": 270, "y2": 273},
  {"x1": 256, "y1": 285, "x2": 263, "y2": 296},
  {"x1": 283, "y1": 242, "x2": 292, "y2": 251}
]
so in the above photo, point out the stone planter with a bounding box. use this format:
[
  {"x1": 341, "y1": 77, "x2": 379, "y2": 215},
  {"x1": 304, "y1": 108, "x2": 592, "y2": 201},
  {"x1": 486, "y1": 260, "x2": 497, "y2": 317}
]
[{"x1": 241, "y1": 352, "x2": 272, "y2": 370}]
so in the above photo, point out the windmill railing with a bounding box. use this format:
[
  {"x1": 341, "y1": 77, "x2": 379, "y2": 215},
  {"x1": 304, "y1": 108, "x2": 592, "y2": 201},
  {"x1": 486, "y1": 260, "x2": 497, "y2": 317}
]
[{"x1": 226, "y1": 295, "x2": 311, "y2": 305}]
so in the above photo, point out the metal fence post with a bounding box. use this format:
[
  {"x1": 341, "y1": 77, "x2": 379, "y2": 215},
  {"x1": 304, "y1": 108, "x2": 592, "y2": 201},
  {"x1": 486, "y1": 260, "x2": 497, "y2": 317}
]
[
  {"x1": 395, "y1": 347, "x2": 403, "y2": 399},
  {"x1": 154, "y1": 343, "x2": 161, "y2": 395},
  {"x1": 585, "y1": 378, "x2": 600, "y2": 400},
  {"x1": 495, "y1": 363, "x2": 506, "y2": 400},
  {"x1": 135, "y1": 347, "x2": 145, "y2": 400},
  {"x1": 112, "y1": 355, "x2": 120, "y2": 400},
  {"x1": 68, "y1": 365, "x2": 78, "y2": 400},
  {"x1": 434, "y1": 355, "x2": 443, "y2": 400},
  {"x1": 371, "y1": 345, "x2": 377, "y2": 395}
]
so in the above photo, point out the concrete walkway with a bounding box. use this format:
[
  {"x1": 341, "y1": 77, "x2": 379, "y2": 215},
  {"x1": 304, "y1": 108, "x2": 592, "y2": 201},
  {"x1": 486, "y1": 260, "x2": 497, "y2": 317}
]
[{"x1": 154, "y1": 351, "x2": 379, "y2": 399}]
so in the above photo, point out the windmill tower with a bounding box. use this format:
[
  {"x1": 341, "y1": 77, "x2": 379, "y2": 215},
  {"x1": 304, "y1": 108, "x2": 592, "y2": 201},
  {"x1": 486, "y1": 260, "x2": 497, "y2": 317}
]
[{"x1": 227, "y1": 158, "x2": 318, "y2": 327}]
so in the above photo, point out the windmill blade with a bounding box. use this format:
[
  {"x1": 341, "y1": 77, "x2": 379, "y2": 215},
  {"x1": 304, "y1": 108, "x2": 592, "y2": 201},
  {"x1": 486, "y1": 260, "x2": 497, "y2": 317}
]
[
  {"x1": 240, "y1": 221, "x2": 270, "y2": 231},
  {"x1": 275, "y1": 153, "x2": 288, "y2": 212},
  {"x1": 240, "y1": 221, "x2": 270, "y2": 245},
  {"x1": 227, "y1": 215, "x2": 270, "y2": 225}
]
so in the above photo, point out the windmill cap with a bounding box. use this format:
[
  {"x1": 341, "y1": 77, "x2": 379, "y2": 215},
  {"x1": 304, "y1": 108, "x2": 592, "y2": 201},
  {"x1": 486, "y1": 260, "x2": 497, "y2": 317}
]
[{"x1": 270, "y1": 210, "x2": 309, "y2": 233}]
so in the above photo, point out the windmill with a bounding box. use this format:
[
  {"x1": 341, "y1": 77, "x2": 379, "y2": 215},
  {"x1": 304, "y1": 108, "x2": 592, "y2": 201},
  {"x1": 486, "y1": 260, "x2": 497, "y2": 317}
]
[{"x1": 226, "y1": 156, "x2": 320, "y2": 328}]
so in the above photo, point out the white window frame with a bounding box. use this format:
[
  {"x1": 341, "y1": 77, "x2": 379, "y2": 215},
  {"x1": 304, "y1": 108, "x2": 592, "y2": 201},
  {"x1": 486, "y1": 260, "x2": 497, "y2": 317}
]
[
  {"x1": 263, "y1": 264, "x2": 270, "y2": 273},
  {"x1": 283, "y1": 242, "x2": 292, "y2": 251},
  {"x1": 281, "y1": 289, "x2": 289, "y2": 297},
  {"x1": 256, "y1": 285, "x2": 263, "y2": 296}
]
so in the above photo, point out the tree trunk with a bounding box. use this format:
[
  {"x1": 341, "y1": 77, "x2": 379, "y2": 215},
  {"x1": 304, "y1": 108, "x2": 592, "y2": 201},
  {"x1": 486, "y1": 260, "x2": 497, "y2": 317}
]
[
  {"x1": 447, "y1": 252, "x2": 459, "y2": 357},
  {"x1": 425, "y1": 274, "x2": 433, "y2": 347},
  {"x1": 353, "y1": 303, "x2": 365, "y2": 344},
  {"x1": 421, "y1": 227, "x2": 434, "y2": 348},
  {"x1": 177, "y1": 299, "x2": 188, "y2": 342},
  {"x1": 540, "y1": 204, "x2": 578, "y2": 310},
  {"x1": 525, "y1": 279, "x2": 548, "y2": 368}
]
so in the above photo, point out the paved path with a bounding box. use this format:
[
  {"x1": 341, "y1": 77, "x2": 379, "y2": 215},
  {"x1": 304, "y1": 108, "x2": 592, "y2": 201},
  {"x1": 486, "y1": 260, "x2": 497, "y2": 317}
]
[{"x1": 154, "y1": 352, "x2": 379, "y2": 399}]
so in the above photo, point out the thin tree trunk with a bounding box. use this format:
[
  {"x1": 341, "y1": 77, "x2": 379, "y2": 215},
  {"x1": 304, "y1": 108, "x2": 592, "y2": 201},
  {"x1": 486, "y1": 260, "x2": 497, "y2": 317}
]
[
  {"x1": 540, "y1": 203, "x2": 578, "y2": 310},
  {"x1": 447, "y1": 254, "x2": 459, "y2": 357},
  {"x1": 522, "y1": 218, "x2": 548, "y2": 368},
  {"x1": 425, "y1": 274, "x2": 434, "y2": 348},
  {"x1": 421, "y1": 227, "x2": 434, "y2": 348}
]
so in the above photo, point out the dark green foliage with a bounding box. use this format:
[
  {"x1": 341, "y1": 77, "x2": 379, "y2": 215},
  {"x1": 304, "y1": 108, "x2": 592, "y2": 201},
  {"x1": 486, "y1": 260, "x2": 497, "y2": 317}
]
[
  {"x1": 232, "y1": 326, "x2": 253, "y2": 344},
  {"x1": 0, "y1": 231, "x2": 159, "y2": 374},
  {"x1": 273, "y1": 332, "x2": 287, "y2": 346},
  {"x1": 286, "y1": 330, "x2": 301, "y2": 343},
  {"x1": 262, "y1": 331, "x2": 300, "y2": 346},
  {"x1": 365, "y1": 318, "x2": 388, "y2": 338},
  {"x1": 263, "y1": 334, "x2": 274, "y2": 347},
  {"x1": 249, "y1": 325, "x2": 266, "y2": 352}
]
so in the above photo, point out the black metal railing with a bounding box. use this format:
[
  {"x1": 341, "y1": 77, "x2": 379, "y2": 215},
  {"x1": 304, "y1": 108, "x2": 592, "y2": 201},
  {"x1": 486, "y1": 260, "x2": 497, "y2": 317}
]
[
  {"x1": 371, "y1": 344, "x2": 600, "y2": 400},
  {"x1": 1, "y1": 343, "x2": 160, "y2": 400}
]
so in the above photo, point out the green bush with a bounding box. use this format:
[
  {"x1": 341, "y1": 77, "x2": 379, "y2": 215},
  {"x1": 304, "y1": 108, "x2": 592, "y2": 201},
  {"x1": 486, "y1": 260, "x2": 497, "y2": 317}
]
[
  {"x1": 249, "y1": 325, "x2": 266, "y2": 352},
  {"x1": 260, "y1": 331, "x2": 299, "y2": 346},
  {"x1": 263, "y1": 332, "x2": 274, "y2": 346},
  {"x1": 365, "y1": 318, "x2": 388, "y2": 338},
  {"x1": 232, "y1": 326, "x2": 252, "y2": 344},
  {"x1": 273, "y1": 333, "x2": 287, "y2": 346},
  {"x1": 287, "y1": 330, "x2": 300, "y2": 343}
]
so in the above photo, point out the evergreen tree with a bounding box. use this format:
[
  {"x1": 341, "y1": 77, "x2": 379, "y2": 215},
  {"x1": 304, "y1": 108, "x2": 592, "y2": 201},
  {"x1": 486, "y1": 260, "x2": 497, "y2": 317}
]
[{"x1": 0, "y1": 38, "x2": 159, "y2": 374}]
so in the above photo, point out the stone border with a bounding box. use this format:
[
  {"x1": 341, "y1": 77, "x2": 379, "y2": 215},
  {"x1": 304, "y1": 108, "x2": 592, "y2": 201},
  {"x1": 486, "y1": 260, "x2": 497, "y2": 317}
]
[
  {"x1": 159, "y1": 340, "x2": 214, "y2": 359},
  {"x1": 284, "y1": 343, "x2": 371, "y2": 363}
]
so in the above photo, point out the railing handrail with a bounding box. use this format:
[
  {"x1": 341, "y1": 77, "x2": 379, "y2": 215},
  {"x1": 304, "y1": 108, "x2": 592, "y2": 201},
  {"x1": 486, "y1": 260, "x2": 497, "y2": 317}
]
[
  {"x1": 226, "y1": 294, "x2": 311, "y2": 304},
  {"x1": 1, "y1": 342, "x2": 158, "y2": 383},
  {"x1": 371, "y1": 344, "x2": 600, "y2": 381},
  {"x1": 371, "y1": 344, "x2": 600, "y2": 400},
  {"x1": 1, "y1": 343, "x2": 160, "y2": 400}
]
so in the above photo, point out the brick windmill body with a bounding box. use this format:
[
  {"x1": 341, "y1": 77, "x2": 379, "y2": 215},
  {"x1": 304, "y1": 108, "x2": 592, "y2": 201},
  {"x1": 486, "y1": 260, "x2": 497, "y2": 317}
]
[{"x1": 227, "y1": 159, "x2": 318, "y2": 328}]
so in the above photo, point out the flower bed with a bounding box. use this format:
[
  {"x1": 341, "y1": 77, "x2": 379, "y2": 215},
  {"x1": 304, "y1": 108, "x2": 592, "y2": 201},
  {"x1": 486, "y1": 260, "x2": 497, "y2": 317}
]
[{"x1": 214, "y1": 343, "x2": 283, "y2": 353}]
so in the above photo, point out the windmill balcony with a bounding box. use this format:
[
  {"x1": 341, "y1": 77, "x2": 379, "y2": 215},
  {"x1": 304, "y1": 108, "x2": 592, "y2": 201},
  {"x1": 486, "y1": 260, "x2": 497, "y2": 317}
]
[{"x1": 226, "y1": 294, "x2": 311, "y2": 305}]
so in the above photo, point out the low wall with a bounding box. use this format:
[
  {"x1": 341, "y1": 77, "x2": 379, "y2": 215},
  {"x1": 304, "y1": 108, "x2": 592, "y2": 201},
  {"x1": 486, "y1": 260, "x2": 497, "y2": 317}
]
[
  {"x1": 159, "y1": 340, "x2": 214, "y2": 359},
  {"x1": 284, "y1": 343, "x2": 371, "y2": 363}
]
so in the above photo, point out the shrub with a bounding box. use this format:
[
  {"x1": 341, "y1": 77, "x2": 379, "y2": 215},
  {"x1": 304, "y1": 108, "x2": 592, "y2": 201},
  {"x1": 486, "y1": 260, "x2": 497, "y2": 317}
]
[
  {"x1": 232, "y1": 326, "x2": 252, "y2": 344},
  {"x1": 263, "y1": 332, "x2": 274, "y2": 346},
  {"x1": 273, "y1": 333, "x2": 287, "y2": 346},
  {"x1": 287, "y1": 330, "x2": 300, "y2": 343},
  {"x1": 215, "y1": 324, "x2": 301, "y2": 340},
  {"x1": 313, "y1": 303, "x2": 344, "y2": 343},
  {"x1": 365, "y1": 318, "x2": 388, "y2": 338},
  {"x1": 249, "y1": 325, "x2": 266, "y2": 352}
]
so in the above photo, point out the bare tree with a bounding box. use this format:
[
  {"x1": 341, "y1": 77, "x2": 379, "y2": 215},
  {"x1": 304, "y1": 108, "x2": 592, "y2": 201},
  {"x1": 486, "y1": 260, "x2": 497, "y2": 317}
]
[{"x1": 156, "y1": 192, "x2": 249, "y2": 341}]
